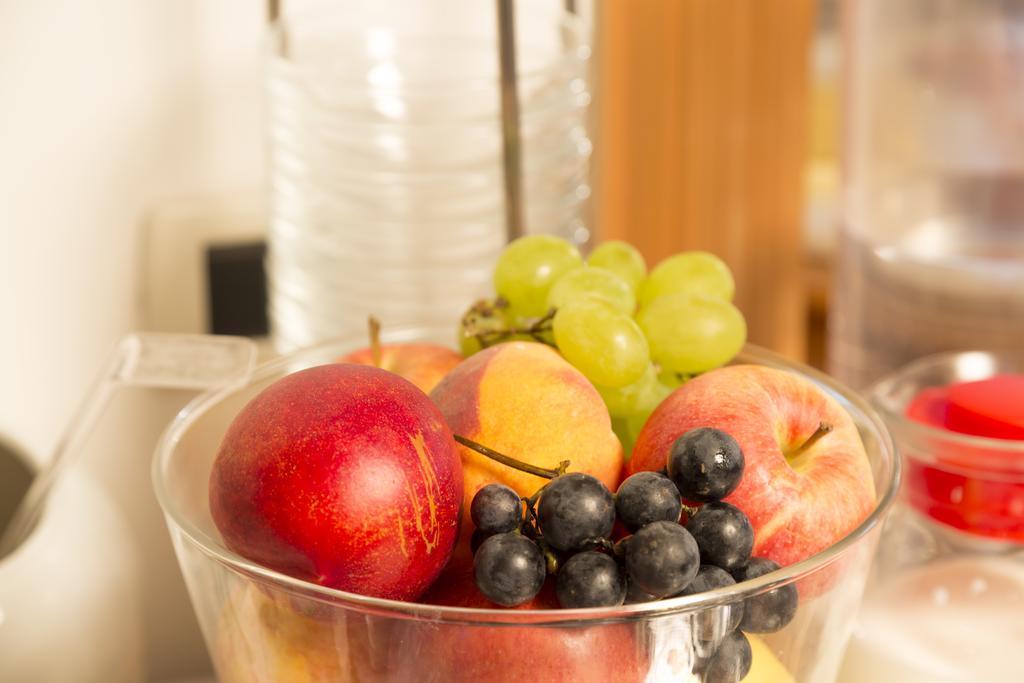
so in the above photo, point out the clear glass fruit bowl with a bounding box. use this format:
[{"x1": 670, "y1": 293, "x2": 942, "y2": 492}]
[{"x1": 153, "y1": 326, "x2": 898, "y2": 683}]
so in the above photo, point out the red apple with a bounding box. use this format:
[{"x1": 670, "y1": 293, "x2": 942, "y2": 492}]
[
  {"x1": 339, "y1": 343, "x2": 463, "y2": 394},
  {"x1": 405, "y1": 555, "x2": 646, "y2": 682},
  {"x1": 628, "y1": 364, "x2": 875, "y2": 569},
  {"x1": 209, "y1": 363, "x2": 463, "y2": 601}
]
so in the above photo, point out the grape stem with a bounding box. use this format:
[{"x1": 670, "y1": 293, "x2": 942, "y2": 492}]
[
  {"x1": 461, "y1": 299, "x2": 558, "y2": 349},
  {"x1": 516, "y1": 501, "x2": 559, "y2": 573},
  {"x1": 792, "y1": 422, "x2": 833, "y2": 456},
  {"x1": 538, "y1": 537, "x2": 560, "y2": 575},
  {"x1": 453, "y1": 434, "x2": 569, "y2": 480},
  {"x1": 680, "y1": 503, "x2": 700, "y2": 519},
  {"x1": 367, "y1": 316, "x2": 383, "y2": 367},
  {"x1": 584, "y1": 536, "x2": 616, "y2": 554}
]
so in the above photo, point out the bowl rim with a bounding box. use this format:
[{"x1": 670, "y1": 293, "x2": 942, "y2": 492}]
[{"x1": 152, "y1": 327, "x2": 901, "y2": 626}]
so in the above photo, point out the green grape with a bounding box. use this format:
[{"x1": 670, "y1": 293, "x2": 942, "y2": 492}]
[
  {"x1": 458, "y1": 298, "x2": 511, "y2": 356},
  {"x1": 546, "y1": 266, "x2": 636, "y2": 315},
  {"x1": 612, "y1": 416, "x2": 637, "y2": 459},
  {"x1": 637, "y1": 293, "x2": 747, "y2": 375},
  {"x1": 625, "y1": 411, "x2": 649, "y2": 449},
  {"x1": 587, "y1": 241, "x2": 647, "y2": 291},
  {"x1": 459, "y1": 327, "x2": 483, "y2": 357},
  {"x1": 595, "y1": 364, "x2": 675, "y2": 418},
  {"x1": 637, "y1": 251, "x2": 735, "y2": 308},
  {"x1": 612, "y1": 379, "x2": 674, "y2": 458},
  {"x1": 612, "y1": 376, "x2": 672, "y2": 458},
  {"x1": 553, "y1": 298, "x2": 650, "y2": 388},
  {"x1": 657, "y1": 368, "x2": 687, "y2": 389},
  {"x1": 595, "y1": 364, "x2": 658, "y2": 417},
  {"x1": 641, "y1": 379, "x2": 674, "y2": 414},
  {"x1": 493, "y1": 235, "x2": 583, "y2": 317}
]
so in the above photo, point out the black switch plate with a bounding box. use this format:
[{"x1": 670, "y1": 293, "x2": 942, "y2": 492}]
[{"x1": 205, "y1": 241, "x2": 268, "y2": 337}]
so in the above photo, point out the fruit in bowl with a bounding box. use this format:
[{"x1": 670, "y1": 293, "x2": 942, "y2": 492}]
[
  {"x1": 458, "y1": 238, "x2": 747, "y2": 457},
  {"x1": 212, "y1": 579, "x2": 794, "y2": 683},
  {"x1": 628, "y1": 364, "x2": 876, "y2": 570},
  {"x1": 399, "y1": 600, "x2": 644, "y2": 683},
  {"x1": 338, "y1": 318, "x2": 462, "y2": 394},
  {"x1": 199, "y1": 234, "x2": 886, "y2": 683},
  {"x1": 402, "y1": 556, "x2": 644, "y2": 683},
  {"x1": 209, "y1": 363, "x2": 463, "y2": 601},
  {"x1": 430, "y1": 341, "x2": 623, "y2": 539},
  {"x1": 213, "y1": 584, "x2": 352, "y2": 683}
]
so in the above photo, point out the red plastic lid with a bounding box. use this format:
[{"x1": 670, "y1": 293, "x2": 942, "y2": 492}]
[
  {"x1": 946, "y1": 375, "x2": 1024, "y2": 440},
  {"x1": 905, "y1": 375, "x2": 1024, "y2": 541}
]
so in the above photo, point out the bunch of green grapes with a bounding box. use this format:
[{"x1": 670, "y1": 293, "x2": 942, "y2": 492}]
[{"x1": 461, "y1": 235, "x2": 746, "y2": 454}]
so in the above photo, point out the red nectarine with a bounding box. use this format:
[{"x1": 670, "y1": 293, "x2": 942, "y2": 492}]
[{"x1": 209, "y1": 364, "x2": 463, "y2": 601}]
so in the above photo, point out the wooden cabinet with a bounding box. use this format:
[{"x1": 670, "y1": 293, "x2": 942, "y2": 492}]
[{"x1": 593, "y1": 0, "x2": 816, "y2": 361}]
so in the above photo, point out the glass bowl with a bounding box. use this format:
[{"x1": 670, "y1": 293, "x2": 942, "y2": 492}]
[
  {"x1": 153, "y1": 326, "x2": 899, "y2": 683},
  {"x1": 870, "y1": 350, "x2": 1024, "y2": 543},
  {"x1": 837, "y1": 350, "x2": 1024, "y2": 682}
]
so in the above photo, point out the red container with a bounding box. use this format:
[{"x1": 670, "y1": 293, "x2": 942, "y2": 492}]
[{"x1": 873, "y1": 353, "x2": 1024, "y2": 542}]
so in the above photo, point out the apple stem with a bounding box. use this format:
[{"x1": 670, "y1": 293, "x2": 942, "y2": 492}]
[
  {"x1": 453, "y1": 434, "x2": 568, "y2": 480},
  {"x1": 793, "y1": 421, "x2": 833, "y2": 455},
  {"x1": 368, "y1": 316, "x2": 382, "y2": 368}
]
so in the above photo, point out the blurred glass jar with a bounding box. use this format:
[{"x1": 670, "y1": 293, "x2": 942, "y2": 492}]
[
  {"x1": 266, "y1": 0, "x2": 593, "y2": 351},
  {"x1": 839, "y1": 351, "x2": 1024, "y2": 683},
  {"x1": 830, "y1": 0, "x2": 1024, "y2": 389}
]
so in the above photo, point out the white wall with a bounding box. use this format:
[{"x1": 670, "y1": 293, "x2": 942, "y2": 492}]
[
  {"x1": 0, "y1": 0, "x2": 265, "y2": 465},
  {"x1": 0, "y1": 2, "x2": 265, "y2": 679},
  {"x1": 0, "y1": 2, "x2": 590, "y2": 678}
]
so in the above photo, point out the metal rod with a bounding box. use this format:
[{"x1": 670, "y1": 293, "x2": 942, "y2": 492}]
[{"x1": 497, "y1": 0, "x2": 525, "y2": 242}]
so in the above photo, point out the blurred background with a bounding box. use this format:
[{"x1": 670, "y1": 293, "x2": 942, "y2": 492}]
[
  {"x1": 2, "y1": 0, "x2": 1022, "y2": 681},
  {"x1": 0, "y1": 0, "x2": 840, "y2": 471}
]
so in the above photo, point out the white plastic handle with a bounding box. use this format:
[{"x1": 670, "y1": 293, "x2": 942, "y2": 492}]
[{"x1": 0, "y1": 333, "x2": 256, "y2": 557}]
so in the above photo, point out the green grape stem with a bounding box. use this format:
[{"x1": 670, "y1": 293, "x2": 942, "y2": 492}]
[
  {"x1": 461, "y1": 299, "x2": 557, "y2": 349},
  {"x1": 681, "y1": 503, "x2": 701, "y2": 519},
  {"x1": 453, "y1": 434, "x2": 569, "y2": 480},
  {"x1": 522, "y1": 466, "x2": 568, "y2": 511}
]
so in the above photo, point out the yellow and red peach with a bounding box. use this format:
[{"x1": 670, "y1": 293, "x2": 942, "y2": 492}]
[{"x1": 430, "y1": 341, "x2": 623, "y2": 537}]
